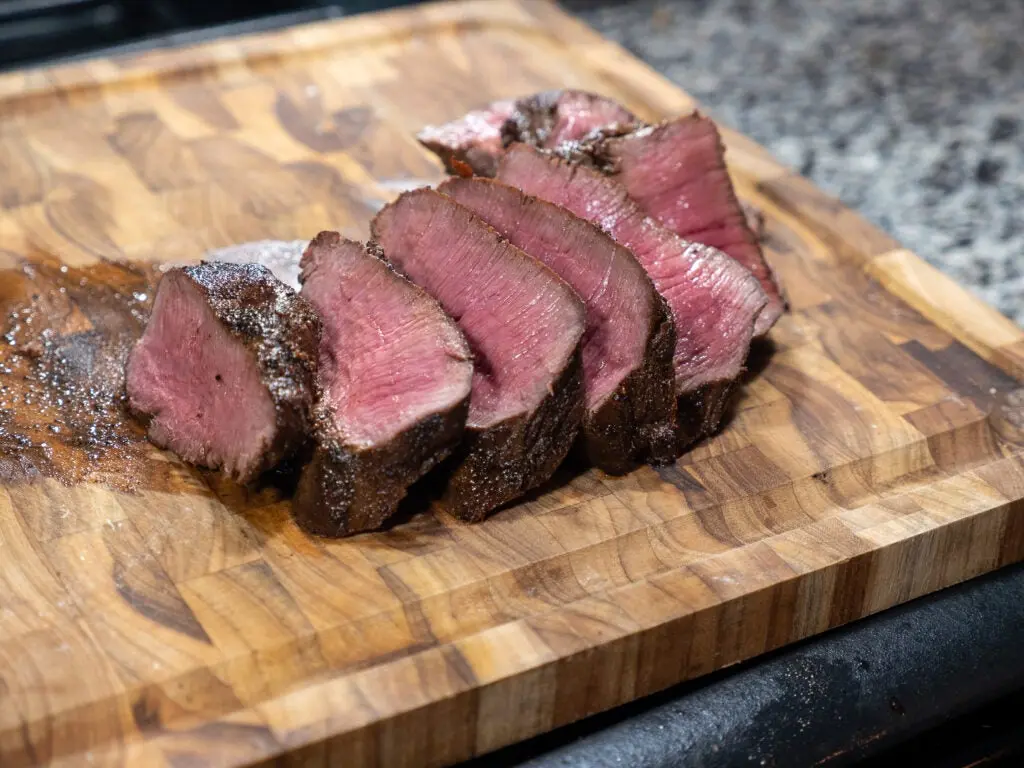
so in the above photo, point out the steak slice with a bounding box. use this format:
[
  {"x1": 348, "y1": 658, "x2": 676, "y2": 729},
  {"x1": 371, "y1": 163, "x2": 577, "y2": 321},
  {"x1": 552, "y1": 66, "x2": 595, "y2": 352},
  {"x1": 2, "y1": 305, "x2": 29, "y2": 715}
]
[
  {"x1": 294, "y1": 232, "x2": 473, "y2": 537},
  {"x1": 417, "y1": 90, "x2": 636, "y2": 177},
  {"x1": 371, "y1": 189, "x2": 586, "y2": 520},
  {"x1": 126, "y1": 262, "x2": 320, "y2": 484},
  {"x1": 438, "y1": 177, "x2": 678, "y2": 473},
  {"x1": 563, "y1": 115, "x2": 785, "y2": 335},
  {"x1": 497, "y1": 144, "x2": 767, "y2": 444}
]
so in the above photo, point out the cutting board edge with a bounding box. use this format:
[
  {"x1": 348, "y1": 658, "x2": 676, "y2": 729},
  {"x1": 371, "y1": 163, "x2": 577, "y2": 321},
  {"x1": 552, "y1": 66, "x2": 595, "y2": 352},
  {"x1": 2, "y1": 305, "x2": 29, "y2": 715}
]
[{"x1": 35, "y1": 455, "x2": 1024, "y2": 768}]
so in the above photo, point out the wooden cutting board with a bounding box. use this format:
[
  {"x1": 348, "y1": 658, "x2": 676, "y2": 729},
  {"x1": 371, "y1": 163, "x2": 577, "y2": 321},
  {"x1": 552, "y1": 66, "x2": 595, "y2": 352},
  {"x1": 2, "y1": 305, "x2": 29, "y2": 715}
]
[{"x1": 1, "y1": 1, "x2": 1023, "y2": 765}]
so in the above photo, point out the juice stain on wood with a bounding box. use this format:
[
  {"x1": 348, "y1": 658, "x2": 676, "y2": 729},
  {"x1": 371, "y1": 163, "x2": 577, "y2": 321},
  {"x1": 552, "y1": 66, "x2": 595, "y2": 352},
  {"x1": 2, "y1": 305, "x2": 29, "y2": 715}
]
[{"x1": 0, "y1": 254, "x2": 164, "y2": 489}]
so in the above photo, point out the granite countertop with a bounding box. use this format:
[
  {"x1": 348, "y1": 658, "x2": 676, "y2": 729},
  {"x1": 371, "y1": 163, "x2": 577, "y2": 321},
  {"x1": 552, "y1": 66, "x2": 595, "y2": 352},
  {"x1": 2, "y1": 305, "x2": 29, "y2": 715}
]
[{"x1": 567, "y1": 0, "x2": 1024, "y2": 325}]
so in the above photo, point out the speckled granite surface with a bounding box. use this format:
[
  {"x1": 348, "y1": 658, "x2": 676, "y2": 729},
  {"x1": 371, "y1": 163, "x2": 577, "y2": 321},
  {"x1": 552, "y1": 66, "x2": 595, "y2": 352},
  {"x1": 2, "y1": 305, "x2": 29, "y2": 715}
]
[{"x1": 565, "y1": 0, "x2": 1024, "y2": 324}]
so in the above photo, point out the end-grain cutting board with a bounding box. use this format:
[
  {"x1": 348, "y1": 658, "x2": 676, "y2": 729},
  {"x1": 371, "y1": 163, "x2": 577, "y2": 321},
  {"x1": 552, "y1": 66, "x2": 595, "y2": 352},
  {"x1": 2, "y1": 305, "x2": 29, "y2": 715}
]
[{"x1": 1, "y1": 1, "x2": 1023, "y2": 765}]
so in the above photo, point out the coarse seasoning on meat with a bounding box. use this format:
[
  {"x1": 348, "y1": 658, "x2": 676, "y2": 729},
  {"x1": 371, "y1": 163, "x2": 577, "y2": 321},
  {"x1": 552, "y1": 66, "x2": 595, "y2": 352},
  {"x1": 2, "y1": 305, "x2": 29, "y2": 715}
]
[
  {"x1": 372, "y1": 189, "x2": 587, "y2": 520},
  {"x1": 206, "y1": 239, "x2": 309, "y2": 291},
  {"x1": 294, "y1": 232, "x2": 473, "y2": 536},
  {"x1": 126, "y1": 262, "x2": 320, "y2": 484},
  {"x1": 439, "y1": 176, "x2": 679, "y2": 472}
]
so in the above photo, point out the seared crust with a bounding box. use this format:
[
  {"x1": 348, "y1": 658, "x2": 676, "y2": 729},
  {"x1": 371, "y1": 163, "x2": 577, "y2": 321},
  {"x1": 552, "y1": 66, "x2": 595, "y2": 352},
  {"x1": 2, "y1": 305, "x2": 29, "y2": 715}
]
[
  {"x1": 442, "y1": 344, "x2": 585, "y2": 522},
  {"x1": 677, "y1": 378, "x2": 738, "y2": 447},
  {"x1": 585, "y1": 292, "x2": 679, "y2": 472},
  {"x1": 500, "y1": 90, "x2": 638, "y2": 150},
  {"x1": 179, "y1": 262, "x2": 320, "y2": 483}
]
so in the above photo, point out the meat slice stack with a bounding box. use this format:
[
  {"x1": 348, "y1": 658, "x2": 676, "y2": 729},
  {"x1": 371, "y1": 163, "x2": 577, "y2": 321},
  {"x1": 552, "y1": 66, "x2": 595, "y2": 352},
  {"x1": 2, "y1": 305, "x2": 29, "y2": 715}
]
[
  {"x1": 126, "y1": 263, "x2": 320, "y2": 484},
  {"x1": 497, "y1": 144, "x2": 767, "y2": 443},
  {"x1": 420, "y1": 90, "x2": 784, "y2": 335},
  {"x1": 438, "y1": 177, "x2": 678, "y2": 473},
  {"x1": 372, "y1": 189, "x2": 587, "y2": 520},
  {"x1": 294, "y1": 232, "x2": 473, "y2": 536},
  {"x1": 561, "y1": 115, "x2": 785, "y2": 335}
]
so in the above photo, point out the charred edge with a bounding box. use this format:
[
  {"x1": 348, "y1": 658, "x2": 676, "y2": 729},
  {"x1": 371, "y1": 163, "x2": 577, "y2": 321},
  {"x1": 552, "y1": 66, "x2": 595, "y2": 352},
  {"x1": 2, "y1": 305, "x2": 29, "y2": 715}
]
[
  {"x1": 293, "y1": 396, "x2": 470, "y2": 537},
  {"x1": 583, "y1": 291, "x2": 680, "y2": 474},
  {"x1": 676, "y1": 378, "x2": 740, "y2": 450},
  {"x1": 442, "y1": 344, "x2": 586, "y2": 522}
]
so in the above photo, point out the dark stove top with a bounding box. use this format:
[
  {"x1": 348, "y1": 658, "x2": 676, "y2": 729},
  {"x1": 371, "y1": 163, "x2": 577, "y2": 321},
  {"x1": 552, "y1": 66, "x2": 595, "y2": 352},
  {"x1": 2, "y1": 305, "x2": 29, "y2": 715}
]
[{"x1": 0, "y1": 0, "x2": 418, "y2": 70}]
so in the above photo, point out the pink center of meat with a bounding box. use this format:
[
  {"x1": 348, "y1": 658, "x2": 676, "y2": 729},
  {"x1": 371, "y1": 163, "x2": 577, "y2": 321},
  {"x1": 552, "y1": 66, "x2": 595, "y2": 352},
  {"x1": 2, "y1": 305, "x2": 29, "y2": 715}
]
[
  {"x1": 301, "y1": 244, "x2": 470, "y2": 447},
  {"x1": 126, "y1": 273, "x2": 277, "y2": 478},
  {"x1": 375, "y1": 192, "x2": 583, "y2": 430},
  {"x1": 441, "y1": 179, "x2": 651, "y2": 410}
]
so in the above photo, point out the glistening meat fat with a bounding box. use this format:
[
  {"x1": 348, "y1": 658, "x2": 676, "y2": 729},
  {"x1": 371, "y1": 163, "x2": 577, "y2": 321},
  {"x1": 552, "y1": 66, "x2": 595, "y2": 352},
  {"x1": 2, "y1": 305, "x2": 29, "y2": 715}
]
[
  {"x1": 371, "y1": 189, "x2": 586, "y2": 520},
  {"x1": 496, "y1": 144, "x2": 767, "y2": 445},
  {"x1": 295, "y1": 233, "x2": 473, "y2": 536},
  {"x1": 125, "y1": 263, "x2": 320, "y2": 484},
  {"x1": 438, "y1": 177, "x2": 679, "y2": 473}
]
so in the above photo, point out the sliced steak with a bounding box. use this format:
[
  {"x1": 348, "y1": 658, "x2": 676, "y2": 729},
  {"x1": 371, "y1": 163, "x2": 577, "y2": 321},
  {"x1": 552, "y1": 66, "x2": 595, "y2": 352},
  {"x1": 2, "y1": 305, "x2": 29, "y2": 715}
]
[
  {"x1": 126, "y1": 263, "x2": 320, "y2": 484},
  {"x1": 294, "y1": 233, "x2": 473, "y2": 536},
  {"x1": 502, "y1": 90, "x2": 638, "y2": 152},
  {"x1": 418, "y1": 90, "x2": 636, "y2": 177},
  {"x1": 497, "y1": 144, "x2": 767, "y2": 444},
  {"x1": 371, "y1": 189, "x2": 586, "y2": 520},
  {"x1": 563, "y1": 115, "x2": 785, "y2": 335},
  {"x1": 438, "y1": 177, "x2": 678, "y2": 473}
]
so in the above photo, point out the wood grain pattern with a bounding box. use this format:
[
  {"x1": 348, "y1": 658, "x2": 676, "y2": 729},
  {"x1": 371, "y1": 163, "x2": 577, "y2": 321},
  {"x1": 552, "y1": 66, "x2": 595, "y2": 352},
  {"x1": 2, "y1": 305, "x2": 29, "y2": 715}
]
[{"x1": 0, "y1": 1, "x2": 1022, "y2": 765}]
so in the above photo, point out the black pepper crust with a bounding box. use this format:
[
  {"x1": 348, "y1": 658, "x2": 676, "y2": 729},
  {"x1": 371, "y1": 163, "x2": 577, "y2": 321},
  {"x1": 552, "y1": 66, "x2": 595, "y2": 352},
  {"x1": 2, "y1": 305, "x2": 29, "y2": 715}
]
[
  {"x1": 584, "y1": 290, "x2": 680, "y2": 473},
  {"x1": 293, "y1": 397, "x2": 470, "y2": 537},
  {"x1": 677, "y1": 378, "x2": 739, "y2": 448},
  {"x1": 177, "y1": 262, "x2": 320, "y2": 483},
  {"x1": 442, "y1": 343, "x2": 586, "y2": 522},
  {"x1": 502, "y1": 90, "x2": 639, "y2": 151}
]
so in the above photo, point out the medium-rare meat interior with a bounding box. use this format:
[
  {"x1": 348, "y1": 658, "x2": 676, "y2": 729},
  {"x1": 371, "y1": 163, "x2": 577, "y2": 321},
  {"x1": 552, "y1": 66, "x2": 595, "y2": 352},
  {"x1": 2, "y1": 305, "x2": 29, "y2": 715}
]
[
  {"x1": 438, "y1": 177, "x2": 678, "y2": 473},
  {"x1": 417, "y1": 90, "x2": 636, "y2": 177},
  {"x1": 294, "y1": 232, "x2": 473, "y2": 536},
  {"x1": 562, "y1": 115, "x2": 785, "y2": 335},
  {"x1": 125, "y1": 262, "x2": 320, "y2": 484},
  {"x1": 371, "y1": 189, "x2": 587, "y2": 520},
  {"x1": 420, "y1": 91, "x2": 784, "y2": 336},
  {"x1": 496, "y1": 144, "x2": 767, "y2": 444}
]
